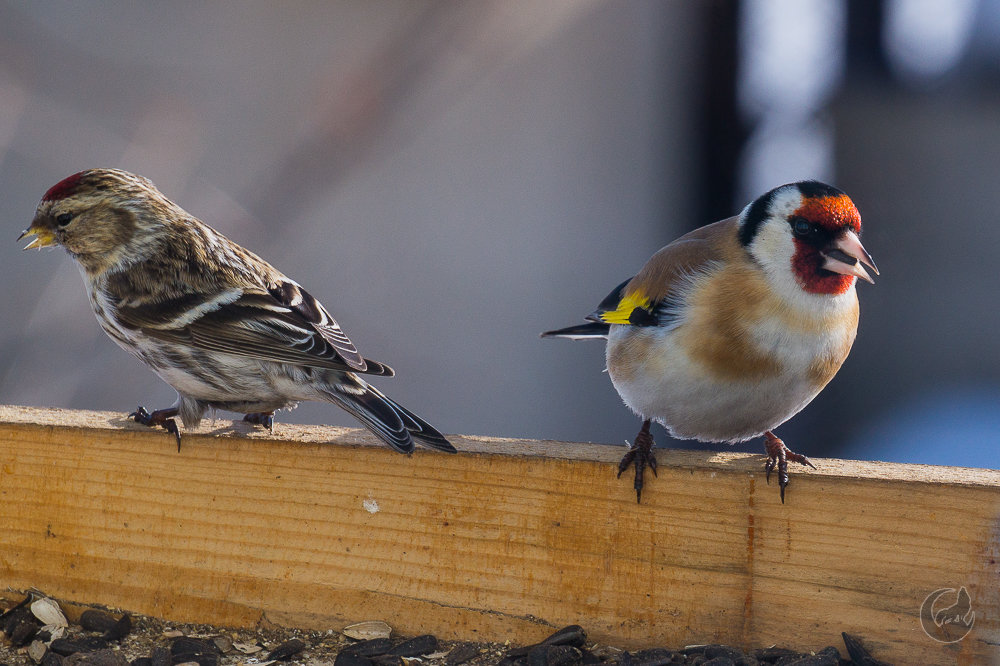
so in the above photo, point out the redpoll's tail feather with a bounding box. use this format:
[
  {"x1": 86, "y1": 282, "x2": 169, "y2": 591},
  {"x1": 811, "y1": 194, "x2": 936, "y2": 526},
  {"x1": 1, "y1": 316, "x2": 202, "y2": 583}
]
[
  {"x1": 320, "y1": 382, "x2": 454, "y2": 454},
  {"x1": 378, "y1": 391, "x2": 456, "y2": 453},
  {"x1": 359, "y1": 358, "x2": 395, "y2": 377}
]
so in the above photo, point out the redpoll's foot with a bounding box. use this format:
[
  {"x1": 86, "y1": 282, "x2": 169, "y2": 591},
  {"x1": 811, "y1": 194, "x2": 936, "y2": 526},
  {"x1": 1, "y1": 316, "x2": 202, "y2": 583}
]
[
  {"x1": 763, "y1": 430, "x2": 815, "y2": 503},
  {"x1": 617, "y1": 419, "x2": 657, "y2": 503},
  {"x1": 243, "y1": 411, "x2": 274, "y2": 432},
  {"x1": 129, "y1": 406, "x2": 181, "y2": 452}
]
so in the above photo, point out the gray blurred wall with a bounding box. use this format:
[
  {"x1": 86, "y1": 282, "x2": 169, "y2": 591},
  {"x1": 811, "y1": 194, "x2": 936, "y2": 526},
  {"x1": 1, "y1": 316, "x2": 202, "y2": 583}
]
[{"x1": 0, "y1": 2, "x2": 702, "y2": 445}]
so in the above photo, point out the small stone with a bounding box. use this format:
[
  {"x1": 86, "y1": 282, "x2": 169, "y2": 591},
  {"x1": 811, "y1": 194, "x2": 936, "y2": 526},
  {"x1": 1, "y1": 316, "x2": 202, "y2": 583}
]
[
  {"x1": 335, "y1": 653, "x2": 373, "y2": 666},
  {"x1": 341, "y1": 639, "x2": 393, "y2": 657},
  {"x1": 342, "y1": 622, "x2": 392, "y2": 641},
  {"x1": 369, "y1": 657, "x2": 402, "y2": 666},
  {"x1": 0, "y1": 595, "x2": 32, "y2": 623},
  {"x1": 3, "y1": 600, "x2": 36, "y2": 641},
  {"x1": 28, "y1": 640, "x2": 48, "y2": 663},
  {"x1": 753, "y1": 647, "x2": 800, "y2": 662},
  {"x1": 773, "y1": 648, "x2": 838, "y2": 666},
  {"x1": 169, "y1": 637, "x2": 219, "y2": 666},
  {"x1": 151, "y1": 646, "x2": 171, "y2": 666},
  {"x1": 705, "y1": 645, "x2": 750, "y2": 664},
  {"x1": 700, "y1": 658, "x2": 735, "y2": 666},
  {"x1": 102, "y1": 615, "x2": 132, "y2": 642},
  {"x1": 540, "y1": 626, "x2": 587, "y2": 649},
  {"x1": 64, "y1": 649, "x2": 128, "y2": 666},
  {"x1": 79, "y1": 611, "x2": 118, "y2": 634},
  {"x1": 11, "y1": 621, "x2": 40, "y2": 647},
  {"x1": 130, "y1": 659, "x2": 152, "y2": 666},
  {"x1": 629, "y1": 648, "x2": 675, "y2": 666},
  {"x1": 267, "y1": 639, "x2": 306, "y2": 661},
  {"x1": 388, "y1": 635, "x2": 438, "y2": 657},
  {"x1": 444, "y1": 644, "x2": 480, "y2": 666},
  {"x1": 42, "y1": 651, "x2": 64, "y2": 666},
  {"x1": 50, "y1": 638, "x2": 110, "y2": 656},
  {"x1": 30, "y1": 600, "x2": 68, "y2": 629},
  {"x1": 503, "y1": 644, "x2": 531, "y2": 660},
  {"x1": 841, "y1": 634, "x2": 887, "y2": 666},
  {"x1": 544, "y1": 646, "x2": 582, "y2": 666}
]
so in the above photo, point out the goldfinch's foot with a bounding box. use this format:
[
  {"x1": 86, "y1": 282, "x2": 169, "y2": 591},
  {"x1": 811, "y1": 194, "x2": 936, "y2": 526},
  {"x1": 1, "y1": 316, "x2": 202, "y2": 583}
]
[
  {"x1": 763, "y1": 431, "x2": 815, "y2": 503},
  {"x1": 618, "y1": 419, "x2": 657, "y2": 503},
  {"x1": 129, "y1": 405, "x2": 182, "y2": 451},
  {"x1": 243, "y1": 411, "x2": 274, "y2": 432}
]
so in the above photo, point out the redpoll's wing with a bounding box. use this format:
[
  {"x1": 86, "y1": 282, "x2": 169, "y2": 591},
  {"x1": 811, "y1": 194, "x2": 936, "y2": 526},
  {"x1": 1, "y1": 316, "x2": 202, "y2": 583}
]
[
  {"x1": 266, "y1": 280, "x2": 367, "y2": 371},
  {"x1": 116, "y1": 289, "x2": 394, "y2": 376}
]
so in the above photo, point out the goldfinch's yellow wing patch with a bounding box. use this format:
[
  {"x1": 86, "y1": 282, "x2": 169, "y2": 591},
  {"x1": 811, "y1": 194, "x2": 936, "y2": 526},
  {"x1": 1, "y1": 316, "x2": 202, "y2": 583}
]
[
  {"x1": 585, "y1": 279, "x2": 659, "y2": 327},
  {"x1": 596, "y1": 291, "x2": 653, "y2": 324}
]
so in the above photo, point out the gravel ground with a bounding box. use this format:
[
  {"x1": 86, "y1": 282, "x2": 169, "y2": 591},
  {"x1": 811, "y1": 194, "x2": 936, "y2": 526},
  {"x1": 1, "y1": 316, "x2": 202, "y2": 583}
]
[{"x1": 0, "y1": 594, "x2": 889, "y2": 666}]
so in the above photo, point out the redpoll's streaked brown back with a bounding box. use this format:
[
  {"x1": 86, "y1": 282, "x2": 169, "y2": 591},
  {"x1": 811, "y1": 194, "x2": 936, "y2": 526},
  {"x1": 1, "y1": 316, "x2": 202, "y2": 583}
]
[{"x1": 20, "y1": 168, "x2": 454, "y2": 454}]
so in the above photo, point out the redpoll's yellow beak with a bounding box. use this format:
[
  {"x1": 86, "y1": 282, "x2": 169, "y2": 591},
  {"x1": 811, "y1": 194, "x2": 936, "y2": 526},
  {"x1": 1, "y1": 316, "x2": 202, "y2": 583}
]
[{"x1": 18, "y1": 224, "x2": 56, "y2": 250}]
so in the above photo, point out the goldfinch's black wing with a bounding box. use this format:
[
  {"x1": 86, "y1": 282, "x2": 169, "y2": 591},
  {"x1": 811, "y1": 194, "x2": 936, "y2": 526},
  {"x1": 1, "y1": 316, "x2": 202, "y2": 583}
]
[
  {"x1": 115, "y1": 281, "x2": 393, "y2": 376},
  {"x1": 540, "y1": 278, "x2": 630, "y2": 339},
  {"x1": 544, "y1": 217, "x2": 736, "y2": 335}
]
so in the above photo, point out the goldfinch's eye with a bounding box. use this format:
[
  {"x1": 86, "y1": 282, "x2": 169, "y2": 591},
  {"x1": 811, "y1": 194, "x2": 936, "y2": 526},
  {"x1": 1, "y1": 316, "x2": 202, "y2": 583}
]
[
  {"x1": 791, "y1": 217, "x2": 813, "y2": 238},
  {"x1": 55, "y1": 212, "x2": 74, "y2": 227}
]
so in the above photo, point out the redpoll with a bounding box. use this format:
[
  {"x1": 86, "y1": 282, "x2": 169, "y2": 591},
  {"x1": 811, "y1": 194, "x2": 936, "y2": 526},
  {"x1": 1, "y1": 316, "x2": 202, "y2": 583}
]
[{"x1": 20, "y1": 168, "x2": 454, "y2": 454}]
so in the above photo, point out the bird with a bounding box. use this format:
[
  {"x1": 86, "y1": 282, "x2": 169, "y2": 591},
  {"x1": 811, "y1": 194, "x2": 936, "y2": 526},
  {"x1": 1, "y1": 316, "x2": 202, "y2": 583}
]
[
  {"x1": 542, "y1": 181, "x2": 877, "y2": 502},
  {"x1": 19, "y1": 168, "x2": 455, "y2": 455}
]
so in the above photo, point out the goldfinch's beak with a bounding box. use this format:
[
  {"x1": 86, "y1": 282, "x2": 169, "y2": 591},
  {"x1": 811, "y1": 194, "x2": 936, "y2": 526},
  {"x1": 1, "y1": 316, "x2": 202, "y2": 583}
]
[
  {"x1": 820, "y1": 229, "x2": 879, "y2": 284},
  {"x1": 18, "y1": 224, "x2": 57, "y2": 250}
]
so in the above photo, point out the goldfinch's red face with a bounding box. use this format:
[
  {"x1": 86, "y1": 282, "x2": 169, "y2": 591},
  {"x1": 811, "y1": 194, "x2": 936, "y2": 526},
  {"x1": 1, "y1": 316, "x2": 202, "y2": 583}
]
[{"x1": 740, "y1": 181, "x2": 878, "y2": 298}]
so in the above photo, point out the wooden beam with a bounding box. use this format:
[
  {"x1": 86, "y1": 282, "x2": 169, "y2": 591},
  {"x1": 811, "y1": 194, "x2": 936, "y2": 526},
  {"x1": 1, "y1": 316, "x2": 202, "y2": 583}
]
[{"x1": 0, "y1": 405, "x2": 997, "y2": 664}]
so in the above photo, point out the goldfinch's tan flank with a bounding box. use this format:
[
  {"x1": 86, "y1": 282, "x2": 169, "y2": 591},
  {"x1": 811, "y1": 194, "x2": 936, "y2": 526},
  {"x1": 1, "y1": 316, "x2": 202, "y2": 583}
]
[{"x1": 543, "y1": 181, "x2": 878, "y2": 502}]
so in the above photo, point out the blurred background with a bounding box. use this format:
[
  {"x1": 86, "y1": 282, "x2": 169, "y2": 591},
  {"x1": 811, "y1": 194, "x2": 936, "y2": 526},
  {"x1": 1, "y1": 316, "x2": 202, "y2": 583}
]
[{"x1": 1, "y1": 0, "x2": 997, "y2": 467}]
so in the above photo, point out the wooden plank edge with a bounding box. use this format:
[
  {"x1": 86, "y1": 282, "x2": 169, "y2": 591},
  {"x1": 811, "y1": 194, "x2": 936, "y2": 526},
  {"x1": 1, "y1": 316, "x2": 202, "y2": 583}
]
[{"x1": 2, "y1": 404, "x2": 999, "y2": 488}]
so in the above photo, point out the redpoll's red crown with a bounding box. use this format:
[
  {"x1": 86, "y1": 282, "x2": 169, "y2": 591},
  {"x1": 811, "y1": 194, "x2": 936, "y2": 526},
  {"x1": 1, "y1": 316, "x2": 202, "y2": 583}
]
[
  {"x1": 41, "y1": 169, "x2": 159, "y2": 204},
  {"x1": 42, "y1": 171, "x2": 87, "y2": 202}
]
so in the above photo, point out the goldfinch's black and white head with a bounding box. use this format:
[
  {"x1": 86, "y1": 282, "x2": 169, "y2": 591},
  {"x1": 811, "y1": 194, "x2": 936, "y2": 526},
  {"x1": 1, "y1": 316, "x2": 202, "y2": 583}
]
[{"x1": 738, "y1": 181, "x2": 878, "y2": 301}]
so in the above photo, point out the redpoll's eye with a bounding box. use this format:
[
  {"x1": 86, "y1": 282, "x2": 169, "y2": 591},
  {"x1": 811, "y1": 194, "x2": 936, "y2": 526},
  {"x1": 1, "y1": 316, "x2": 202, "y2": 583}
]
[
  {"x1": 791, "y1": 217, "x2": 813, "y2": 238},
  {"x1": 55, "y1": 212, "x2": 74, "y2": 227}
]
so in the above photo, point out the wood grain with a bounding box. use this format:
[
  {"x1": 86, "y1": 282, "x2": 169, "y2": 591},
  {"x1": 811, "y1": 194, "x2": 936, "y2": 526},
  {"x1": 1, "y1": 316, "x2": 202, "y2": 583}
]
[{"x1": 0, "y1": 405, "x2": 997, "y2": 664}]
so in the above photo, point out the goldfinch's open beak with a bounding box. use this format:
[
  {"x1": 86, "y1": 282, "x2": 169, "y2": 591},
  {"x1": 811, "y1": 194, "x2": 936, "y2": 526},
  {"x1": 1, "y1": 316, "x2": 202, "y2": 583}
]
[
  {"x1": 820, "y1": 229, "x2": 879, "y2": 284},
  {"x1": 18, "y1": 224, "x2": 57, "y2": 250}
]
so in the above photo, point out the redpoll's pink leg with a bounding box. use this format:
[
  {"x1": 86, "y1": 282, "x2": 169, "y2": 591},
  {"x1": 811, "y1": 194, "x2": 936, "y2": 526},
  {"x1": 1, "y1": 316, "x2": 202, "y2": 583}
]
[
  {"x1": 617, "y1": 419, "x2": 657, "y2": 503},
  {"x1": 243, "y1": 411, "x2": 274, "y2": 432},
  {"x1": 763, "y1": 430, "x2": 815, "y2": 503},
  {"x1": 129, "y1": 406, "x2": 181, "y2": 451}
]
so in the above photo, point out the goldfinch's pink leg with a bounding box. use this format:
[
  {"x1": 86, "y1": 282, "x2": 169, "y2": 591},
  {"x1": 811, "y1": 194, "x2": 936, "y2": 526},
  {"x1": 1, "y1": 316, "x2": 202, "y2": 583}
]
[
  {"x1": 129, "y1": 406, "x2": 181, "y2": 451},
  {"x1": 763, "y1": 430, "x2": 815, "y2": 503},
  {"x1": 617, "y1": 419, "x2": 658, "y2": 503},
  {"x1": 243, "y1": 411, "x2": 274, "y2": 432}
]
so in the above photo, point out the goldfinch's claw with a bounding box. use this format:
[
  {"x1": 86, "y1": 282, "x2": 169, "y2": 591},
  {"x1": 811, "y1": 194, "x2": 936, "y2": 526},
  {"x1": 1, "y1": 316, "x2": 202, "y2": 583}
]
[
  {"x1": 243, "y1": 411, "x2": 274, "y2": 432},
  {"x1": 130, "y1": 405, "x2": 182, "y2": 451},
  {"x1": 618, "y1": 420, "x2": 656, "y2": 503},
  {"x1": 763, "y1": 431, "x2": 814, "y2": 504}
]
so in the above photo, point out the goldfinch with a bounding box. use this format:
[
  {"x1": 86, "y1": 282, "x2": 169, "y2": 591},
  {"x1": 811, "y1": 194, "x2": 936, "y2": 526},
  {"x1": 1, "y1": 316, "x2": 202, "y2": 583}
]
[
  {"x1": 542, "y1": 181, "x2": 877, "y2": 502},
  {"x1": 19, "y1": 169, "x2": 454, "y2": 455}
]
